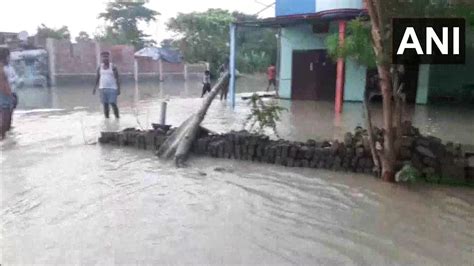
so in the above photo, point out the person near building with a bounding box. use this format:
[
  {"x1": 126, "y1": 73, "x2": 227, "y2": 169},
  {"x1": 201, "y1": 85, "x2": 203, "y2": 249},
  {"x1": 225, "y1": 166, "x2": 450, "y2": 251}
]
[
  {"x1": 266, "y1": 63, "x2": 277, "y2": 92},
  {"x1": 201, "y1": 70, "x2": 212, "y2": 98},
  {"x1": 218, "y1": 59, "x2": 229, "y2": 101}
]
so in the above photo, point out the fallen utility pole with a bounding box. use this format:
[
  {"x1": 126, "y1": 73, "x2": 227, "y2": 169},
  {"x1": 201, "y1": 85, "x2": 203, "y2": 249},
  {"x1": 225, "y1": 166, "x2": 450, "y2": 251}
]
[{"x1": 156, "y1": 72, "x2": 230, "y2": 167}]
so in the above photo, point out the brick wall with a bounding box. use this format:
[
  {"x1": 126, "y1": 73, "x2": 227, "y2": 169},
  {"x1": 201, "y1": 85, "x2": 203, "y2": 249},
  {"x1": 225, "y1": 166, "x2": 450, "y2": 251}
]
[
  {"x1": 46, "y1": 38, "x2": 186, "y2": 82},
  {"x1": 51, "y1": 40, "x2": 97, "y2": 75}
]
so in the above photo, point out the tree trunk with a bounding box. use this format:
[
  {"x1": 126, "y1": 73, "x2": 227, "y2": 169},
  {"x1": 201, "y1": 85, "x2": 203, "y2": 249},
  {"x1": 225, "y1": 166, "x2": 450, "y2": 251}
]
[
  {"x1": 367, "y1": 0, "x2": 396, "y2": 182},
  {"x1": 392, "y1": 68, "x2": 401, "y2": 155},
  {"x1": 393, "y1": 66, "x2": 405, "y2": 156},
  {"x1": 364, "y1": 90, "x2": 381, "y2": 175},
  {"x1": 157, "y1": 72, "x2": 230, "y2": 167},
  {"x1": 378, "y1": 65, "x2": 396, "y2": 182}
]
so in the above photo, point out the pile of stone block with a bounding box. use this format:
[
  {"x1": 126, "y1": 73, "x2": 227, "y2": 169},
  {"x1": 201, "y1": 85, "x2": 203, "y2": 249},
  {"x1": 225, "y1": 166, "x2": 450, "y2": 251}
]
[
  {"x1": 98, "y1": 121, "x2": 472, "y2": 183},
  {"x1": 190, "y1": 129, "x2": 376, "y2": 174},
  {"x1": 397, "y1": 121, "x2": 468, "y2": 183}
]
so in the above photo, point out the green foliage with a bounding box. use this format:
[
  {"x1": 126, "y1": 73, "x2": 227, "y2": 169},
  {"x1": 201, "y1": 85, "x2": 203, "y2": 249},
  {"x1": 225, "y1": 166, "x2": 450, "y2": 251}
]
[
  {"x1": 75, "y1": 31, "x2": 91, "y2": 43},
  {"x1": 37, "y1": 24, "x2": 71, "y2": 40},
  {"x1": 326, "y1": 19, "x2": 376, "y2": 68},
  {"x1": 244, "y1": 94, "x2": 286, "y2": 137},
  {"x1": 166, "y1": 9, "x2": 277, "y2": 75},
  {"x1": 235, "y1": 12, "x2": 277, "y2": 73},
  {"x1": 435, "y1": 178, "x2": 474, "y2": 187},
  {"x1": 395, "y1": 164, "x2": 474, "y2": 187},
  {"x1": 95, "y1": 26, "x2": 130, "y2": 45},
  {"x1": 160, "y1": 38, "x2": 176, "y2": 49},
  {"x1": 395, "y1": 164, "x2": 421, "y2": 183},
  {"x1": 237, "y1": 51, "x2": 271, "y2": 74},
  {"x1": 167, "y1": 9, "x2": 232, "y2": 76},
  {"x1": 97, "y1": 1, "x2": 159, "y2": 49}
]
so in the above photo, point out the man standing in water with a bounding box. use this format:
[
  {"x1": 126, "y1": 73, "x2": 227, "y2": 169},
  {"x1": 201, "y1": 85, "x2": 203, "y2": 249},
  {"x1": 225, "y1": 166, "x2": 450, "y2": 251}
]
[
  {"x1": 93, "y1": 52, "x2": 121, "y2": 119},
  {"x1": 218, "y1": 59, "x2": 229, "y2": 101},
  {"x1": 0, "y1": 47, "x2": 16, "y2": 138}
]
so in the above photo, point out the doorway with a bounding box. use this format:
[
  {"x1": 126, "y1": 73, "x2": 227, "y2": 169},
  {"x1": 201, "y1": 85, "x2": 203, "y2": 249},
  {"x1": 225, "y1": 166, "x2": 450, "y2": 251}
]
[{"x1": 291, "y1": 49, "x2": 337, "y2": 101}]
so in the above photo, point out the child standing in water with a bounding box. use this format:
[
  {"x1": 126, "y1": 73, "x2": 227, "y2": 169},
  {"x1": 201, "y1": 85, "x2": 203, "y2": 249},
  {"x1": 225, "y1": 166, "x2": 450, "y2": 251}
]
[{"x1": 201, "y1": 70, "x2": 211, "y2": 98}]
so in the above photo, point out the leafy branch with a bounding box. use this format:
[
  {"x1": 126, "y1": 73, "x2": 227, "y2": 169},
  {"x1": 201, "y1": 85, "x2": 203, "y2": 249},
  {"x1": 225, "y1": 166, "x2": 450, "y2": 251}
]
[{"x1": 244, "y1": 94, "x2": 286, "y2": 138}]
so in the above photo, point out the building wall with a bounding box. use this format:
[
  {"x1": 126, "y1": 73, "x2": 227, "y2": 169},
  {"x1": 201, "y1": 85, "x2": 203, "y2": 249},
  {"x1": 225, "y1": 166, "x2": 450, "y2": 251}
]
[
  {"x1": 427, "y1": 45, "x2": 474, "y2": 101},
  {"x1": 46, "y1": 38, "x2": 186, "y2": 84},
  {"x1": 51, "y1": 40, "x2": 97, "y2": 75},
  {"x1": 278, "y1": 24, "x2": 366, "y2": 101},
  {"x1": 279, "y1": 24, "x2": 330, "y2": 98},
  {"x1": 344, "y1": 59, "x2": 366, "y2": 102},
  {"x1": 276, "y1": 0, "x2": 315, "y2": 16},
  {"x1": 276, "y1": 0, "x2": 365, "y2": 16},
  {"x1": 416, "y1": 65, "x2": 430, "y2": 104},
  {"x1": 316, "y1": 0, "x2": 365, "y2": 13}
]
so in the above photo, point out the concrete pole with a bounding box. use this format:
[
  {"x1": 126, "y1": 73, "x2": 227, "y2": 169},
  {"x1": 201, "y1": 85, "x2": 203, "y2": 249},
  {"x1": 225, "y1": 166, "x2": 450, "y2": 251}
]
[
  {"x1": 134, "y1": 58, "x2": 138, "y2": 82},
  {"x1": 183, "y1": 63, "x2": 188, "y2": 80},
  {"x1": 95, "y1": 42, "x2": 101, "y2": 66},
  {"x1": 160, "y1": 101, "x2": 167, "y2": 125},
  {"x1": 275, "y1": 28, "x2": 282, "y2": 97},
  {"x1": 159, "y1": 58, "x2": 164, "y2": 82},
  {"x1": 46, "y1": 38, "x2": 57, "y2": 86},
  {"x1": 229, "y1": 23, "x2": 237, "y2": 109},
  {"x1": 335, "y1": 20, "x2": 346, "y2": 114}
]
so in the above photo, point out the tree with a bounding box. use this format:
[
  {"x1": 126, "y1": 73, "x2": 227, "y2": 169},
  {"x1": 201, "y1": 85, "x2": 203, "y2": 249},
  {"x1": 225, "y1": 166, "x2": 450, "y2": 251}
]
[
  {"x1": 97, "y1": 0, "x2": 159, "y2": 49},
  {"x1": 326, "y1": 19, "x2": 375, "y2": 68},
  {"x1": 167, "y1": 9, "x2": 233, "y2": 75},
  {"x1": 327, "y1": 1, "x2": 474, "y2": 182},
  {"x1": 326, "y1": 19, "x2": 381, "y2": 174},
  {"x1": 75, "y1": 31, "x2": 92, "y2": 43},
  {"x1": 232, "y1": 11, "x2": 278, "y2": 73},
  {"x1": 160, "y1": 38, "x2": 176, "y2": 49},
  {"x1": 166, "y1": 9, "x2": 277, "y2": 75},
  {"x1": 37, "y1": 24, "x2": 71, "y2": 40},
  {"x1": 367, "y1": 0, "x2": 474, "y2": 182}
]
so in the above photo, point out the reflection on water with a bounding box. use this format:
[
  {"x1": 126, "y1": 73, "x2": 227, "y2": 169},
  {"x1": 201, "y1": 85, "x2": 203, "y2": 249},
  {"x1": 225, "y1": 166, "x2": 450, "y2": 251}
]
[
  {"x1": 1, "y1": 75, "x2": 474, "y2": 265},
  {"x1": 279, "y1": 100, "x2": 474, "y2": 145}
]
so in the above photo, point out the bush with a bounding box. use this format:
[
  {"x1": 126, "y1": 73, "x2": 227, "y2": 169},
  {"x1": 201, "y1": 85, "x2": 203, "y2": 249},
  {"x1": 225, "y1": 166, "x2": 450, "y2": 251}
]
[
  {"x1": 237, "y1": 51, "x2": 271, "y2": 74},
  {"x1": 244, "y1": 94, "x2": 286, "y2": 137}
]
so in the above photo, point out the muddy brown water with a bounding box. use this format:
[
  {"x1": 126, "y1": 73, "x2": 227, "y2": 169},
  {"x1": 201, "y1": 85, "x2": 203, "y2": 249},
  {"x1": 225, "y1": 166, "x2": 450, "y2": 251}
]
[{"x1": 1, "y1": 76, "x2": 474, "y2": 265}]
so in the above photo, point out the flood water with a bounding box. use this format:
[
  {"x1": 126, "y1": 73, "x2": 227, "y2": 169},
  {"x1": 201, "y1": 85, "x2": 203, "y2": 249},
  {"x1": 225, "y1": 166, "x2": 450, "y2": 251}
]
[{"x1": 1, "y1": 75, "x2": 474, "y2": 265}]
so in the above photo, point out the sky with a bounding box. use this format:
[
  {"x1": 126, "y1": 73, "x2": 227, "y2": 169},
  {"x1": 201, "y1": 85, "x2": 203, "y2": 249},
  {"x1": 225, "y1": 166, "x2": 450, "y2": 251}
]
[{"x1": 0, "y1": 0, "x2": 275, "y2": 42}]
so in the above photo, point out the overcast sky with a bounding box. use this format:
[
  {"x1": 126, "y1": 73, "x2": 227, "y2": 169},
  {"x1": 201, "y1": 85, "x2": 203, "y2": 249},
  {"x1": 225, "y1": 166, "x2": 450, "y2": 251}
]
[{"x1": 0, "y1": 0, "x2": 275, "y2": 42}]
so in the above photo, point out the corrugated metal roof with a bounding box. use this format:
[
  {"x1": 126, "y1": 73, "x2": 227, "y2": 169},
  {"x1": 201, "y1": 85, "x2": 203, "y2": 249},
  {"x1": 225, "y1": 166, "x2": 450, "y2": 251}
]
[
  {"x1": 134, "y1": 47, "x2": 183, "y2": 63},
  {"x1": 235, "y1": 9, "x2": 367, "y2": 28}
]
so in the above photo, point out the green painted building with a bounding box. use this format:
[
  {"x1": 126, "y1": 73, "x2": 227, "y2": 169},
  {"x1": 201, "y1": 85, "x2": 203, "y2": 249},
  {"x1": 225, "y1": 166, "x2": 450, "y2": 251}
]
[
  {"x1": 229, "y1": 0, "x2": 474, "y2": 109},
  {"x1": 278, "y1": 22, "x2": 367, "y2": 103},
  {"x1": 419, "y1": 44, "x2": 474, "y2": 103}
]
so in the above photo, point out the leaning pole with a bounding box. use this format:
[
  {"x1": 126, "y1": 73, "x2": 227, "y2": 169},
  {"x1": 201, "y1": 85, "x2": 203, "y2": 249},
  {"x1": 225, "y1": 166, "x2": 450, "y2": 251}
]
[{"x1": 156, "y1": 72, "x2": 230, "y2": 167}]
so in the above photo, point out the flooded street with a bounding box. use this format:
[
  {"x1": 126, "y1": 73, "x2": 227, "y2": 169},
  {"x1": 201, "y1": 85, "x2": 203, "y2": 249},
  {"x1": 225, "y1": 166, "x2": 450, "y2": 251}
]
[{"x1": 1, "y1": 76, "x2": 474, "y2": 265}]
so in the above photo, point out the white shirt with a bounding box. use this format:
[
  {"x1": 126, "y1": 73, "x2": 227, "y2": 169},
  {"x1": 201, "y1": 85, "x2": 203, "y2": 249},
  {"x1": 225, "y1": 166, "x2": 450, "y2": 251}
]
[
  {"x1": 3, "y1": 65, "x2": 17, "y2": 92},
  {"x1": 99, "y1": 63, "x2": 117, "y2": 90}
]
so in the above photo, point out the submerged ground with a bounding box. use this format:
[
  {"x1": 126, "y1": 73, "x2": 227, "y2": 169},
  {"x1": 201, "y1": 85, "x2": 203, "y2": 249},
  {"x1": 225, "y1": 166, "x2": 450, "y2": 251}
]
[{"x1": 1, "y1": 75, "x2": 473, "y2": 265}]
